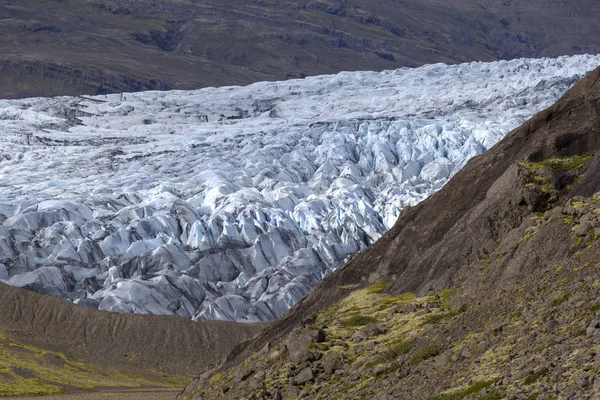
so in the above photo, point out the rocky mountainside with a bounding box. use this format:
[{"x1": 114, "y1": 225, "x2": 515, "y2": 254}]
[
  {"x1": 0, "y1": 281, "x2": 263, "y2": 396},
  {"x1": 2, "y1": 0, "x2": 600, "y2": 98},
  {"x1": 180, "y1": 65, "x2": 600, "y2": 398}
]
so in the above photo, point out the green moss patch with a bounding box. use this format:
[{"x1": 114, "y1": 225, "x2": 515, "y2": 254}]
[
  {"x1": 365, "y1": 282, "x2": 389, "y2": 294},
  {"x1": 522, "y1": 367, "x2": 548, "y2": 385},
  {"x1": 342, "y1": 315, "x2": 378, "y2": 327},
  {"x1": 431, "y1": 380, "x2": 497, "y2": 400},
  {"x1": 520, "y1": 154, "x2": 591, "y2": 174},
  {"x1": 410, "y1": 343, "x2": 443, "y2": 365},
  {"x1": 368, "y1": 341, "x2": 413, "y2": 366},
  {"x1": 373, "y1": 292, "x2": 415, "y2": 307},
  {"x1": 552, "y1": 293, "x2": 570, "y2": 306},
  {"x1": 422, "y1": 309, "x2": 461, "y2": 325}
]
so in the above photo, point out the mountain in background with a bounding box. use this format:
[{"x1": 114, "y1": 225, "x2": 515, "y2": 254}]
[{"x1": 1, "y1": 0, "x2": 600, "y2": 98}]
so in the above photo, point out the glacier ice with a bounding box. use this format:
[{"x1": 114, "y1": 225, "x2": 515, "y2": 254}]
[{"x1": 0, "y1": 55, "x2": 599, "y2": 322}]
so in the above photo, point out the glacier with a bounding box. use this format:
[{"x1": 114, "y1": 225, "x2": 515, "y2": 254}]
[{"x1": 1, "y1": 55, "x2": 599, "y2": 322}]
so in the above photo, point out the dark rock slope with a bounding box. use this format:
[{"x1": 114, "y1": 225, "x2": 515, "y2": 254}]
[
  {"x1": 180, "y1": 66, "x2": 600, "y2": 398},
  {"x1": 2, "y1": 0, "x2": 600, "y2": 98}
]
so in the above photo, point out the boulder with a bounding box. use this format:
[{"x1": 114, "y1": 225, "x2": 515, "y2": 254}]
[
  {"x1": 322, "y1": 351, "x2": 344, "y2": 375},
  {"x1": 293, "y1": 367, "x2": 314, "y2": 385},
  {"x1": 234, "y1": 367, "x2": 254, "y2": 382},
  {"x1": 284, "y1": 331, "x2": 316, "y2": 364}
]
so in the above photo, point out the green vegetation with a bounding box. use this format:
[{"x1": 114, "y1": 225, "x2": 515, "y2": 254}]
[
  {"x1": 589, "y1": 302, "x2": 600, "y2": 313},
  {"x1": 523, "y1": 368, "x2": 548, "y2": 385},
  {"x1": 422, "y1": 309, "x2": 461, "y2": 325},
  {"x1": 410, "y1": 343, "x2": 443, "y2": 365},
  {"x1": 479, "y1": 257, "x2": 492, "y2": 270},
  {"x1": 586, "y1": 229, "x2": 597, "y2": 248},
  {"x1": 373, "y1": 292, "x2": 415, "y2": 307},
  {"x1": 389, "y1": 341, "x2": 413, "y2": 357},
  {"x1": 366, "y1": 282, "x2": 389, "y2": 294},
  {"x1": 524, "y1": 178, "x2": 552, "y2": 194},
  {"x1": 192, "y1": 189, "x2": 600, "y2": 400},
  {"x1": 552, "y1": 293, "x2": 570, "y2": 306},
  {"x1": 520, "y1": 154, "x2": 591, "y2": 174},
  {"x1": 521, "y1": 225, "x2": 540, "y2": 242},
  {"x1": 374, "y1": 361, "x2": 403, "y2": 377},
  {"x1": 431, "y1": 380, "x2": 496, "y2": 400},
  {"x1": 209, "y1": 372, "x2": 223, "y2": 384},
  {"x1": 371, "y1": 341, "x2": 413, "y2": 365},
  {"x1": 519, "y1": 154, "x2": 592, "y2": 208},
  {"x1": 342, "y1": 315, "x2": 378, "y2": 327},
  {"x1": 438, "y1": 288, "x2": 458, "y2": 300},
  {"x1": 479, "y1": 390, "x2": 504, "y2": 400}
]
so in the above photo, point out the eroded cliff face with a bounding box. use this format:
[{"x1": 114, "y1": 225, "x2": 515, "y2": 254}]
[
  {"x1": 3, "y1": 0, "x2": 600, "y2": 98},
  {"x1": 180, "y1": 66, "x2": 600, "y2": 399}
]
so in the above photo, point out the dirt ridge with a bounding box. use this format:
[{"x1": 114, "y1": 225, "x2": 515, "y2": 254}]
[{"x1": 0, "y1": 282, "x2": 264, "y2": 377}]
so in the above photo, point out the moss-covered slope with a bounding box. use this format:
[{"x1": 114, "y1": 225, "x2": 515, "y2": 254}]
[{"x1": 183, "y1": 208, "x2": 600, "y2": 399}]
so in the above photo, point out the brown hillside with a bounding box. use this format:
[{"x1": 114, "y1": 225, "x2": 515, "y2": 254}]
[
  {"x1": 0, "y1": 281, "x2": 263, "y2": 395},
  {"x1": 2, "y1": 0, "x2": 600, "y2": 98},
  {"x1": 180, "y1": 66, "x2": 600, "y2": 398}
]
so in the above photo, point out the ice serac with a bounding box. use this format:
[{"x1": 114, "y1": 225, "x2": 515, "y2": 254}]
[{"x1": 0, "y1": 55, "x2": 599, "y2": 322}]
